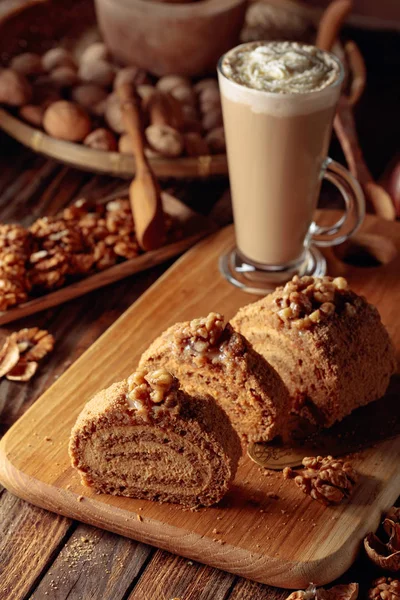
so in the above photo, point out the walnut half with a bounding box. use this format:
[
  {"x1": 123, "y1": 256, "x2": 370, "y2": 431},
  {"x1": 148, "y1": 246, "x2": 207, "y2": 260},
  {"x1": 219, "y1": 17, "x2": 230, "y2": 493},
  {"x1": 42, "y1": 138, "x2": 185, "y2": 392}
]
[{"x1": 283, "y1": 455, "x2": 358, "y2": 506}]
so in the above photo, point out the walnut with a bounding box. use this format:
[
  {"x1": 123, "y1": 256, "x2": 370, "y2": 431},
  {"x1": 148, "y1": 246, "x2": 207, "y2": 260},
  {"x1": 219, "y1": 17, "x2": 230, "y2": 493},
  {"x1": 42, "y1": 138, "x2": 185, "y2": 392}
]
[
  {"x1": 145, "y1": 124, "x2": 184, "y2": 158},
  {"x1": 147, "y1": 91, "x2": 184, "y2": 131},
  {"x1": 80, "y1": 42, "x2": 109, "y2": 65},
  {"x1": 287, "y1": 583, "x2": 359, "y2": 600},
  {"x1": 368, "y1": 578, "x2": 400, "y2": 600},
  {"x1": 10, "y1": 327, "x2": 54, "y2": 361},
  {"x1": 49, "y1": 66, "x2": 79, "y2": 88},
  {"x1": 283, "y1": 455, "x2": 358, "y2": 505},
  {"x1": 83, "y1": 128, "x2": 117, "y2": 152},
  {"x1": 0, "y1": 69, "x2": 32, "y2": 106},
  {"x1": 156, "y1": 75, "x2": 191, "y2": 94},
  {"x1": 78, "y1": 60, "x2": 115, "y2": 87},
  {"x1": 105, "y1": 92, "x2": 125, "y2": 134},
  {"x1": 118, "y1": 133, "x2": 133, "y2": 155},
  {"x1": 126, "y1": 368, "x2": 180, "y2": 421},
  {"x1": 43, "y1": 101, "x2": 92, "y2": 142},
  {"x1": 113, "y1": 66, "x2": 149, "y2": 90},
  {"x1": 71, "y1": 84, "x2": 108, "y2": 113},
  {"x1": 170, "y1": 84, "x2": 196, "y2": 107},
  {"x1": 202, "y1": 109, "x2": 223, "y2": 132},
  {"x1": 193, "y1": 78, "x2": 219, "y2": 95},
  {"x1": 199, "y1": 86, "x2": 221, "y2": 114},
  {"x1": 270, "y1": 275, "x2": 358, "y2": 330},
  {"x1": 10, "y1": 52, "x2": 44, "y2": 77},
  {"x1": 206, "y1": 127, "x2": 226, "y2": 154},
  {"x1": 42, "y1": 47, "x2": 76, "y2": 72}
]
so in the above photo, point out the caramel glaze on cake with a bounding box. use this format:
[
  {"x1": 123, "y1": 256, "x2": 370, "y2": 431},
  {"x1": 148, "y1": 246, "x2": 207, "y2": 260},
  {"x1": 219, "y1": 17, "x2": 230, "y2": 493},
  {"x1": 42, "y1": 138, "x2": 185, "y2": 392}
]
[
  {"x1": 139, "y1": 312, "x2": 291, "y2": 443},
  {"x1": 69, "y1": 368, "x2": 242, "y2": 507},
  {"x1": 231, "y1": 275, "x2": 396, "y2": 437}
]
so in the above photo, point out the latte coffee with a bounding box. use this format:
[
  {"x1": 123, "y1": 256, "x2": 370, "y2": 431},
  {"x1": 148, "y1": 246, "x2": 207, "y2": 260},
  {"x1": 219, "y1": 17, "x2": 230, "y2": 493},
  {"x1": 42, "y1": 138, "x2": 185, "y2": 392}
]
[{"x1": 218, "y1": 42, "x2": 342, "y2": 266}]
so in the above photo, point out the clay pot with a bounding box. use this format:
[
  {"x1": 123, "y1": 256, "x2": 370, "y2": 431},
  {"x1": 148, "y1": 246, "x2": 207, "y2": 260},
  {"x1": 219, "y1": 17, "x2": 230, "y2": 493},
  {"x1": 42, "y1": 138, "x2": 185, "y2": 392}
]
[{"x1": 94, "y1": 0, "x2": 248, "y2": 77}]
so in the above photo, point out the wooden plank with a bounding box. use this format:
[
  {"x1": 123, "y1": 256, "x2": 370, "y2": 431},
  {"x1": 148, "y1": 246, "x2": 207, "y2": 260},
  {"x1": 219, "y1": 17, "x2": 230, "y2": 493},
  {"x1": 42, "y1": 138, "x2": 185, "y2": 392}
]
[
  {"x1": 0, "y1": 490, "x2": 72, "y2": 600},
  {"x1": 129, "y1": 550, "x2": 235, "y2": 600},
  {"x1": 228, "y1": 578, "x2": 287, "y2": 600},
  {"x1": 30, "y1": 524, "x2": 153, "y2": 600},
  {"x1": 0, "y1": 214, "x2": 399, "y2": 589}
]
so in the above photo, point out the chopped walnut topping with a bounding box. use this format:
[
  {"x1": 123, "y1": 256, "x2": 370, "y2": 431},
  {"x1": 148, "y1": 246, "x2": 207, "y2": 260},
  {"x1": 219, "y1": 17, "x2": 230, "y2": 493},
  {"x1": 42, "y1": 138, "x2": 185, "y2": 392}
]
[
  {"x1": 368, "y1": 578, "x2": 400, "y2": 600},
  {"x1": 0, "y1": 224, "x2": 31, "y2": 310},
  {"x1": 270, "y1": 275, "x2": 360, "y2": 330},
  {"x1": 283, "y1": 455, "x2": 358, "y2": 506},
  {"x1": 173, "y1": 313, "x2": 246, "y2": 367},
  {"x1": 0, "y1": 327, "x2": 54, "y2": 381},
  {"x1": 126, "y1": 368, "x2": 180, "y2": 422}
]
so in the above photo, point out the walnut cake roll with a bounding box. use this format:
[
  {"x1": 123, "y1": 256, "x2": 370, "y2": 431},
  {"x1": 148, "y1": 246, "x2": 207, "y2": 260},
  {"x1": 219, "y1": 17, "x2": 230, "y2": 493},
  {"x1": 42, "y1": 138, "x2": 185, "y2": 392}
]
[
  {"x1": 69, "y1": 368, "x2": 241, "y2": 507},
  {"x1": 139, "y1": 312, "x2": 291, "y2": 443},
  {"x1": 231, "y1": 275, "x2": 396, "y2": 436}
]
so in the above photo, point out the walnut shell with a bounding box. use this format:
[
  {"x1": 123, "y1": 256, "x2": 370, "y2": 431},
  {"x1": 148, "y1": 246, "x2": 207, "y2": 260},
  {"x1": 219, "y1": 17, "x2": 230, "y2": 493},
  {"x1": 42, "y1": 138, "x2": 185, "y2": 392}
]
[
  {"x1": 80, "y1": 42, "x2": 109, "y2": 64},
  {"x1": 0, "y1": 69, "x2": 32, "y2": 106},
  {"x1": 156, "y1": 75, "x2": 191, "y2": 94},
  {"x1": 42, "y1": 47, "x2": 76, "y2": 72},
  {"x1": 50, "y1": 66, "x2": 79, "y2": 88},
  {"x1": 104, "y1": 92, "x2": 124, "y2": 134},
  {"x1": 43, "y1": 100, "x2": 92, "y2": 142},
  {"x1": 145, "y1": 124, "x2": 184, "y2": 158},
  {"x1": 206, "y1": 126, "x2": 225, "y2": 154},
  {"x1": 170, "y1": 84, "x2": 196, "y2": 107},
  {"x1": 183, "y1": 132, "x2": 209, "y2": 157},
  {"x1": 19, "y1": 104, "x2": 45, "y2": 128},
  {"x1": 84, "y1": 128, "x2": 117, "y2": 151},
  {"x1": 113, "y1": 66, "x2": 149, "y2": 90},
  {"x1": 10, "y1": 53, "x2": 44, "y2": 77},
  {"x1": 78, "y1": 60, "x2": 115, "y2": 87},
  {"x1": 71, "y1": 84, "x2": 108, "y2": 113}
]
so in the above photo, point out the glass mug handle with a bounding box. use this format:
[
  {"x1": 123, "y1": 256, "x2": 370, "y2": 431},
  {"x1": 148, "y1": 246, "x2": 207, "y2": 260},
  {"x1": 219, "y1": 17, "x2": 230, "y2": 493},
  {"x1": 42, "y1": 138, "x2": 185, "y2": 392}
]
[{"x1": 310, "y1": 158, "x2": 365, "y2": 247}]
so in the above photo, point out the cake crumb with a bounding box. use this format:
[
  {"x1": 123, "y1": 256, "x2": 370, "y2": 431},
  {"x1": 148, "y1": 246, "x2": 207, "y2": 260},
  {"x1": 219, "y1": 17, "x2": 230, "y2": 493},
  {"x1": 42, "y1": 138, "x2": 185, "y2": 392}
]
[
  {"x1": 212, "y1": 528, "x2": 219, "y2": 534},
  {"x1": 137, "y1": 514, "x2": 142, "y2": 522},
  {"x1": 77, "y1": 495, "x2": 84, "y2": 502},
  {"x1": 44, "y1": 436, "x2": 52, "y2": 442},
  {"x1": 266, "y1": 492, "x2": 279, "y2": 499}
]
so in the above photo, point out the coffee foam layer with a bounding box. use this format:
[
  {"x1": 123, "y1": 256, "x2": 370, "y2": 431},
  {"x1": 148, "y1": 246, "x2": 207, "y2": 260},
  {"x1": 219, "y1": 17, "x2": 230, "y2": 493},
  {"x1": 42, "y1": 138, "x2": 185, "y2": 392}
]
[{"x1": 222, "y1": 42, "x2": 340, "y2": 94}]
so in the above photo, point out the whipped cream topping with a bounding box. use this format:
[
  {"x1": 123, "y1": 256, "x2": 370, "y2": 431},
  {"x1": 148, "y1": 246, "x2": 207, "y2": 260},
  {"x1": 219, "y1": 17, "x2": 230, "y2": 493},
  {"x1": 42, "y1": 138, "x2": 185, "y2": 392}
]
[{"x1": 221, "y1": 42, "x2": 340, "y2": 94}]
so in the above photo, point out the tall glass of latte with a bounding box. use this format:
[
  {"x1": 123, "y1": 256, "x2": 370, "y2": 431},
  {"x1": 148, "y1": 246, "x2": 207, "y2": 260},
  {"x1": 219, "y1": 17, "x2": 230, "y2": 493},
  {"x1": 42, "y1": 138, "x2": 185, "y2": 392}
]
[{"x1": 218, "y1": 41, "x2": 365, "y2": 293}]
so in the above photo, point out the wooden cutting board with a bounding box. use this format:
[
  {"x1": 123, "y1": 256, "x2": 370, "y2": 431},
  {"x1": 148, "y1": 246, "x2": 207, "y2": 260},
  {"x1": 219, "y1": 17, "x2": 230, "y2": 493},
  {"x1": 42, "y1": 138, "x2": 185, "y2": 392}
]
[{"x1": 0, "y1": 212, "x2": 399, "y2": 589}]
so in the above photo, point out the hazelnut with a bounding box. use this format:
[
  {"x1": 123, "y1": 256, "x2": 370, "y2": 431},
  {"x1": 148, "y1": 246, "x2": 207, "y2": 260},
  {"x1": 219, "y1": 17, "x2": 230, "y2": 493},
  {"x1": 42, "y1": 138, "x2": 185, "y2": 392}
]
[
  {"x1": 0, "y1": 69, "x2": 32, "y2": 106},
  {"x1": 170, "y1": 84, "x2": 196, "y2": 107},
  {"x1": 19, "y1": 104, "x2": 45, "y2": 127},
  {"x1": 83, "y1": 128, "x2": 117, "y2": 151},
  {"x1": 156, "y1": 75, "x2": 191, "y2": 94},
  {"x1": 10, "y1": 52, "x2": 44, "y2": 76},
  {"x1": 71, "y1": 84, "x2": 108, "y2": 113},
  {"x1": 80, "y1": 42, "x2": 109, "y2": 64},
  {"x1": 78, "y1": 60, "x2": 115, "y2": 87},
  {"x1": 202, "y1": 109, "x2": 223, "y2": 131},
  {"x1": 183, "y1": 132, "x2": 209, "y2": 157},
  {"x1": 43, "y1": 100, "x2": 92, "y2": 141},
  {"x1": 50, "y1": 66, "x2": 79, "y2": 88},
  {"x1": 145, "y1": 124, "x2": 184, "y2": 158},
  {"x1": 205, "y1": 126, "x2": 225, "y2": 153},
  {"x1": 104, "y1": 92, "x2": 124, "y2": 133},
  {"x1": 193, "y1": 78, "x2": 218, "y2": 95},
  {"x1": 118, "y1": 133, "x2": 133, "y2": 155},
  {"x1": 42, "y1": 47, "x2": 76, "y2": 72},
  {"x1": 113, "y1": 66, "x2": 149, "y2": 90}
]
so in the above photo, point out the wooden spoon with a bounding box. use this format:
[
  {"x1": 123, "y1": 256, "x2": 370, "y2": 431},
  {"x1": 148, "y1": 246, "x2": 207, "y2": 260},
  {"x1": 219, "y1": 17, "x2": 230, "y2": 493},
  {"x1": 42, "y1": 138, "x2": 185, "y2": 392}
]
[{"x1": 117, "y1": 82, "x2": 166, "y2": 251}]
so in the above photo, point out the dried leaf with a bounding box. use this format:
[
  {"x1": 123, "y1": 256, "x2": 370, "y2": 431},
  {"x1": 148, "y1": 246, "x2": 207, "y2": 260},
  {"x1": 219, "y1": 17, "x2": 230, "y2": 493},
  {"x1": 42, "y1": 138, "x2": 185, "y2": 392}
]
[
  {"x1": 6, "y1": 360, "x2": 38, "y2": 381},
  {"x1": 0, "y1": 338, "x2": 20, "y2": 377}
]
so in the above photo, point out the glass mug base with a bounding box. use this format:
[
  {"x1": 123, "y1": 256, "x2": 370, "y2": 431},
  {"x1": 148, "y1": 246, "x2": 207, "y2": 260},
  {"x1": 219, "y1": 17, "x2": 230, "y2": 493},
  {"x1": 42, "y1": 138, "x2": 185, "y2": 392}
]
[{"x1": 219, "y1": 246, "x2": 327, "y2": 295}]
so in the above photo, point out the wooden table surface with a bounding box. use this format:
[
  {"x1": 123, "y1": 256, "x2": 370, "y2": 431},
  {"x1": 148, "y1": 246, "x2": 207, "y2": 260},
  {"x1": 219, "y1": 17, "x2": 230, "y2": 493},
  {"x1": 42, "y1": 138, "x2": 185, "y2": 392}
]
[{"x1": 0, "y1": 2, "x2": 399, "y2": 597}]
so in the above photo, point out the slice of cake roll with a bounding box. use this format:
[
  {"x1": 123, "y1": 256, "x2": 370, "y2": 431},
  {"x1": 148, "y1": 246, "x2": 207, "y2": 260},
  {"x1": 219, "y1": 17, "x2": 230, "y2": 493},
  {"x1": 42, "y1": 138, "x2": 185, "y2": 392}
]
[
  {"x1": 231, "y1": 275, "x2": 396, "y2": 436},
  {"x1": 139, "y1": 312, "x2": 291, "y2": 443},
  {"x1": 69, "y1": 368, "x2": 241, "y2": 507}
]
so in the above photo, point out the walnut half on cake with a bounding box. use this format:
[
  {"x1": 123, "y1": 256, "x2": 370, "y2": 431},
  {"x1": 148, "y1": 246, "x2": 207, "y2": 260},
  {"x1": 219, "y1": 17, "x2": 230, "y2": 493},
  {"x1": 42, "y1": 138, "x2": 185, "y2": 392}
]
[
  {"x1": 231, "y1": 275, "x2": 396, "y2": 436},
  {"x1": 69, "y1": 368, "x2": 241, "y2": 507},
  {"x1": 139, "y1": 312, "x2": 291, "y2": 443}
]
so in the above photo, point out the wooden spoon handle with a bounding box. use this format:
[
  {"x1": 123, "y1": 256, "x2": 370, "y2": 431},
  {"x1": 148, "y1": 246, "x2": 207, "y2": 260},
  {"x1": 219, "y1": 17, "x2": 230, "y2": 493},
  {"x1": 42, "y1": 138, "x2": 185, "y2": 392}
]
[
  {"x1": 316, "y1": 0, "x2": 352, "y2": 51},
  {"x1": 117, "y1": 82, "x2": 147, "y2": 167}
]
